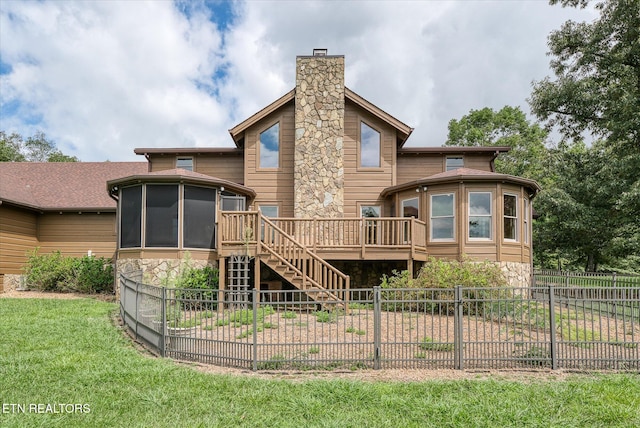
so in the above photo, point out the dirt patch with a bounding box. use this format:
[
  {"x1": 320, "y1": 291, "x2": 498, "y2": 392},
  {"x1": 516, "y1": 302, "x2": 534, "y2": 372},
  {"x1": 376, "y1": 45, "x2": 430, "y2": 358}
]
[{"x1": 0, "y1": 289, "x2": 116, "y2": 301}]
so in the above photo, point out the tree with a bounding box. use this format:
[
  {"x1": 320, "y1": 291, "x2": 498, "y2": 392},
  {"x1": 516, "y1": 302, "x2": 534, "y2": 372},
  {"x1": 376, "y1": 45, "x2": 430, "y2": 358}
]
[
  {"x1": 534, "y1": 140, "x2": 640, "y2": 272},
  {"x1": 444, "y1": 106, "x2": 549, "y2": 184},
  {"x1": 0, "y1": 131, "x2": 78, "y2": 162},
  {"x1": 529, "y1": 0, "x2": 640, "y2": 152},
  {"x1": 0, "y1": 132, "x2": 26, "y2": 162}
]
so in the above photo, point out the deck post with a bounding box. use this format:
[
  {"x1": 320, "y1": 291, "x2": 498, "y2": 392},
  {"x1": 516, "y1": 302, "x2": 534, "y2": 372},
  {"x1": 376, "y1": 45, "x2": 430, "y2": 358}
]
[{"x1": 360, "y1": 218, "x2": 366, "y2": 259}]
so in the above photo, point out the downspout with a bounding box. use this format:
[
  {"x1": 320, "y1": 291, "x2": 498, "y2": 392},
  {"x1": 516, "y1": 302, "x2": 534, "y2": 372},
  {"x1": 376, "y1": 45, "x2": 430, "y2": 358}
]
[{"x1": 489, "y1": 150, "x2": 500, "y2": 172}]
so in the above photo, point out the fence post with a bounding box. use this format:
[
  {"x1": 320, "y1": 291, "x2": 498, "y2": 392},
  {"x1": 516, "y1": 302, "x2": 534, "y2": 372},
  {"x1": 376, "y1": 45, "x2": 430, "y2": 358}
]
[
  {"x1": 373, "y1": 286, "x2": 381, "y2": 370},
  {"x1": 612, "y1": 272, "x2": 617, "y2": 288},
  {"x1": 160, "y1": 287, "x2": 166, "y2": 358},
  {"x1": 548, "y1": 284, "x2": 558, "y2": 370},
  {"x1": 565, "y1": 271, "x2": 570, "y2": 288},
  {"x1": 252, "y1": 288, "x2": 258, "y2": 371},
  {"x1": 135, "y1": 281, "x2": 140, "y2": 340},
  {"x1": 454, "y1": 285, "x2": 464, "y2": 370}
]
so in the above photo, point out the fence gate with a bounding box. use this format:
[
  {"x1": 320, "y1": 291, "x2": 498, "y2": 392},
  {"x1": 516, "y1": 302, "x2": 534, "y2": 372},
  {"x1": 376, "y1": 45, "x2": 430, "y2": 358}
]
[{"x1": 228, "y1": 255, "x2": 251, "y2": 307}]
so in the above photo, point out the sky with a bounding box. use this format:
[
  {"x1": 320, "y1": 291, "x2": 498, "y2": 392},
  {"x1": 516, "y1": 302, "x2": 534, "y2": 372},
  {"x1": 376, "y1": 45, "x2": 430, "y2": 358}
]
[{"x1": 0, "y1": 0, "x2": 597, "y2": 162}]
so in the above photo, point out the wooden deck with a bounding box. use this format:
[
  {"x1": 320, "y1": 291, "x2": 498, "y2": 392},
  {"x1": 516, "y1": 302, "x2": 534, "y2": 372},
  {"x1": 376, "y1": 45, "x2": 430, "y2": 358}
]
[{"x1": 218, "y1": 211, "x2": 427, "y2": 261}]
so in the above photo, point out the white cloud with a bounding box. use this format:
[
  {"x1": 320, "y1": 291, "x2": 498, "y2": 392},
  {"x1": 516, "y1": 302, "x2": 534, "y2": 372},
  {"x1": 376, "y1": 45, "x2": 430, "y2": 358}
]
[{"x1": 0, "y1": 0, "x2": 597, "y2": 161}]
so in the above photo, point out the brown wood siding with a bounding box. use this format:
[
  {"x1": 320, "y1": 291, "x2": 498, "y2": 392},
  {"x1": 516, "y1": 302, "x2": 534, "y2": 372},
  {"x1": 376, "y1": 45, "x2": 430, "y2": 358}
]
[
  {"x1": 464, "y1": 154, "x2": 494, "y2": 171},
  {"x1": 396, "y1": 155, "x2": 444, "y2": 183},
  {"x1": 195, "y1": 154, "x2": 244, "y2": 184},
  {"x1": 0, "y1": 205, "x2": 38, "y2": 275},
  {"x1": 396, "y1": 153, "x2": 495, "y2": 185},
  {"x1": 148, "y1": 156, "x2": 174, "y2": 172},
  {"x1": 243, "y1": 103, "x2": 295, "y2": 216},
  {"x1": 37, "y1": 213, "x2": 117, "y2": 260},
  {"x1": 343, "y1": 102, "x2": 395, "y2": 217}
]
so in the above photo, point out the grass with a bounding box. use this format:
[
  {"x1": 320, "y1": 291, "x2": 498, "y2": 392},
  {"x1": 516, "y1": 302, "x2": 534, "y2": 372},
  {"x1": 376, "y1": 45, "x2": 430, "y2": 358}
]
[
  {"x1": 346, "y1": 326, "x2": 366, "y2": 336},
  {"x1": 1, "y1": 298, "x2": 640, "y2": 427},
  {"x1": 419, "y1": 337, "x2": 455, "y2": 352}
]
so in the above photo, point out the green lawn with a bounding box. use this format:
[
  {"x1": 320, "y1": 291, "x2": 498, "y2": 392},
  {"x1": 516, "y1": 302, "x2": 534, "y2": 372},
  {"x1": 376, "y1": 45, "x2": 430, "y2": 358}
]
[{"x1": 1, "y1": 298, "x2": 639, "y2": 427}]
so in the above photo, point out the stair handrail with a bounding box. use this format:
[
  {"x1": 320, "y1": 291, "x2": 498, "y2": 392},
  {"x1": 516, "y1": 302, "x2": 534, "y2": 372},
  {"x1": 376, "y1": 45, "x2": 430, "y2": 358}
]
[{"x1": 260, "y1": 215, "x2": 350, "y2": 293}]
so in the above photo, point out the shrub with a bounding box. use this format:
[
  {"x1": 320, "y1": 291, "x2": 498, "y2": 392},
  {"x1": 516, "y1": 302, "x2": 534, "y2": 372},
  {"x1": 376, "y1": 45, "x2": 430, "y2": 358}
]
[
  {"x1": 380, "y1": 256, "x2": 509, "y2": 315},
  {"x1": 24, "y1": 249, "x2": 114, "y2": 293},
  {"x1": 175, "y1": 266, "x2": 219, "y2": 310}
]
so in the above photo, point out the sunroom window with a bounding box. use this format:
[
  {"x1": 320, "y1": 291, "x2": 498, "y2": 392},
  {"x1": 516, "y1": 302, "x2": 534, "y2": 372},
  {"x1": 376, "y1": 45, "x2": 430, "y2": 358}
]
[
  {"x1": 184, "y1": 186, "x2": 216, "y2": 249},
  {"x1": 503, "y1": 194, "x2": 518, "y2": 241},
  {"x1": 145, "y1": 185, "x2": 179, "y2": 247},
  {"x1": 120, "y1": 185, "x2": 142, "y2": 248},
  {"x1": 430, "y1": 193, "x2": 454, "y2": 240},
  {"x1": 469, "y1": 192, "x2": 492, "y2": 239}
]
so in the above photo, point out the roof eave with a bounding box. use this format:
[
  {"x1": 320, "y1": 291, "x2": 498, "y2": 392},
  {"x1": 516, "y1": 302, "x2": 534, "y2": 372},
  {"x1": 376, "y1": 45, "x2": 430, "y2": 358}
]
[
  {"x1": 381, "y1": 174, "x2": 541, "y2": 198},
  {"x1": 228, "y1": 89, "x2": 296, "y2": 146},
  {"x1": 107, "y1": 174, "x2": 256, "y2": 198}
]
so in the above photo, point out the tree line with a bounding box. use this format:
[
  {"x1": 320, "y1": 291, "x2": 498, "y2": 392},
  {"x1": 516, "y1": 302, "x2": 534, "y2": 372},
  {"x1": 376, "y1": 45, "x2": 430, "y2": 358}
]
[{"x1": 446, "y1": 0, "x2": 639, "y2": 273}]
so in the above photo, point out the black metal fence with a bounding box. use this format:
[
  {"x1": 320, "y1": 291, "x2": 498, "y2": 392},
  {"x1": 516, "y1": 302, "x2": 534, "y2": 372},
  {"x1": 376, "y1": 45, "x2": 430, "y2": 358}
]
[{"x1": 120, "y1": 273, "x2": 639, "y2": 371}]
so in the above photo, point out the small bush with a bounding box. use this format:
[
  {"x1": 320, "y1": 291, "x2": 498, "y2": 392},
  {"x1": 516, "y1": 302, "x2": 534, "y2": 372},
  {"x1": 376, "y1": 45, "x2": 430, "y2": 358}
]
[
  {"x1": 175, "y1": 266, "x2": 219, "y2": 310},
  {"x1": 380, "y1": 256, "x2": 509, "y2": 315},
  {"x1": 24, "y1": 249, "x2": 114, "y2": 293}
]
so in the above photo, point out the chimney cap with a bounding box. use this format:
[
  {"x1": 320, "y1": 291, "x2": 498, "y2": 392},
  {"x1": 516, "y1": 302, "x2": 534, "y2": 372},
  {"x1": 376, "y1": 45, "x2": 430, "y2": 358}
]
[{"x1": 313, "y1": 48, "x2": 328, "y2": 56}]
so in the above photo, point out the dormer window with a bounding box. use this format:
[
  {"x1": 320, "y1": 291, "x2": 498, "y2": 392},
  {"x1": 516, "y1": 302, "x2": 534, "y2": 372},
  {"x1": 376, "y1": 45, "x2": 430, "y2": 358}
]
[
  {"x1": 360, "y1": 122, "x2": 381, "y2": 168},
  {"x1": 446, "y1": 156, "x2": 463, "y2": 171},
  {"x1": 259, "y1": 122, "x2": 280, "y2": 168},
  {"x1": 176, "y1": 157, "x2": 193, "y2": 171}
]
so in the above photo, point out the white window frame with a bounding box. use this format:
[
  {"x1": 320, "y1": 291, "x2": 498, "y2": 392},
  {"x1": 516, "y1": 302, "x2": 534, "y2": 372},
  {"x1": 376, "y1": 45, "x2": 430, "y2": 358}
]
[
  {"x1": 468, "y1": 191, "x2": 492, "y2": 240},
  {"x1": 430, "y1": 193, "x2": 455, "y2": 241},
  {"x1": 524, "y1": 198, "x2": 529, "y2": 244},
  {"x1": 503, "y1": 193, "x2": 519, "y2": 242}
]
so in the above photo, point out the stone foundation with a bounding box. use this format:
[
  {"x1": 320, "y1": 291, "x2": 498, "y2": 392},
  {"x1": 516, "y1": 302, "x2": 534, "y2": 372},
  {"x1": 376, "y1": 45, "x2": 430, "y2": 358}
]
[
  {"x1": 116, "y1": 258, "x2": 218, "y2": 286},
  {"x1": 499, "y1": 261, "x2": 532, "y2": 287},
  {"x1": 2, "y1": 274, "x2": 25, "y2": 292}
]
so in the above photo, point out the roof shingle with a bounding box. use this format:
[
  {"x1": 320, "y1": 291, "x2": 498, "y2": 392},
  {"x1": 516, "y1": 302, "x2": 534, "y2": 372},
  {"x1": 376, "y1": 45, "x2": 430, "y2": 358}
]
[{"x1": 0, "y1": 162, "x2": 148, "y2": 211}]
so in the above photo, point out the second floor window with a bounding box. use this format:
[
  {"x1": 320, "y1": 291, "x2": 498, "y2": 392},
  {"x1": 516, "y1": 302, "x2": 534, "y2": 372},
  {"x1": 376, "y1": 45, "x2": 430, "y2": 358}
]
[
  {"x1": 360, "y1": 122, "x2": 381, "y2": 168},
  {"x1": 176, "y1": 157, "x2": 193, "y2": 171},
  {"x1": 469, "y1": 192, "x2": 492, "y2": 239},
  {"x1": 260, "y1": 122, "x2": 280, "y2": 168},
  {"x1": 446, "y1": 156, "x2": 463, "y2": 171}
]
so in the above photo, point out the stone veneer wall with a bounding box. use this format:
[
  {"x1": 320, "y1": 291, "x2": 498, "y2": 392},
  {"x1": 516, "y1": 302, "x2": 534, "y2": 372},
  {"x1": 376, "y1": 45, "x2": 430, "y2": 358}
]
[
  {"x1": 294, "y1": 55, "x2": 345, "y2": 218},
  {"x1": 2, "y1": 274, "x2": 23, "y2": 292},
  {"x1": 116, "y1": 258, "x2": 218, "y2": 287},
  {"x1": 499, "y1": 261, "x2": 532, "y2": 287}
]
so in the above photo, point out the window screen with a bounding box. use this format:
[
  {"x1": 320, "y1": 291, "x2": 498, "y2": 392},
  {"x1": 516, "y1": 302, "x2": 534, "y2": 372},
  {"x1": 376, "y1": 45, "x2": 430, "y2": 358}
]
[
  {"x1": 184, "y1": 186, "x2": 216, "y2": 249},
  {"x1": 145, "y1": 185, "x2": 178, "y2": 247},
  {"x1": 120, "y1": 185, "x2": 142, "y2": 248}
]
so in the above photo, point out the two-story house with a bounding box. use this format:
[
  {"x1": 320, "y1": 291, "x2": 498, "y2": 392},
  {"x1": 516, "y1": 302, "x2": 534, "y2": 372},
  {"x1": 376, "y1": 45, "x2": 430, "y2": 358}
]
[{"x1": 107, "y1": 50, "x2": 540, "y2": 299}]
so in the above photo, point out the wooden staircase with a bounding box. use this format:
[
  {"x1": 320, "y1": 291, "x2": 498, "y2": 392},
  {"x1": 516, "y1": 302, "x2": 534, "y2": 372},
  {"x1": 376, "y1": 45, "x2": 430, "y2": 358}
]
[{"x1": 258, "y1": 216, "x2": 350, "y2": 307}]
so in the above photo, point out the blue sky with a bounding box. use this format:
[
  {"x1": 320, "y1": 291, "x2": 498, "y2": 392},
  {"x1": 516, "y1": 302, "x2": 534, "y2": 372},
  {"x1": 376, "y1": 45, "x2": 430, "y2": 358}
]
[{"x1": 0, "y1": 1, "x2": 596, "y2": 162}]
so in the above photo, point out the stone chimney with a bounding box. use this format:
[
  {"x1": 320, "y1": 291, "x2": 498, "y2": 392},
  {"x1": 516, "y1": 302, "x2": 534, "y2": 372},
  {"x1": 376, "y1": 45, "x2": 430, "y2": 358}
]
[{"x1": 294, "y1": 49, "x2": 345, "y2": 218}]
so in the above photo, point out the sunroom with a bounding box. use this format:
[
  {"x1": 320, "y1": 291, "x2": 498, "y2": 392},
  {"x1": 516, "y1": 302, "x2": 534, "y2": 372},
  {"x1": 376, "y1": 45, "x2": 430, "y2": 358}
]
[{"x1": 107, "y1": 169, "x2": 255, "y2": 281}]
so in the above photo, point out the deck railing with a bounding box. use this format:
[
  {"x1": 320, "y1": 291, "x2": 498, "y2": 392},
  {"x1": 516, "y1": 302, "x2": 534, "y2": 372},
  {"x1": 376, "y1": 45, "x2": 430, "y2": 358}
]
[{"x1": 219, "y1": 212, "x2": 426, "y2": 251}]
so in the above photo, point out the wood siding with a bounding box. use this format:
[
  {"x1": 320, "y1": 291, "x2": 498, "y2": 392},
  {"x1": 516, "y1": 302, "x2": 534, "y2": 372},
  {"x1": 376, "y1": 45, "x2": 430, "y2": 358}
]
[
  {"x1": 37, "y1": 213, "x2": 117, "y2": 259},
  {"x1": 396, "y1": 152, "x2": 495, "y2": 184},
  {"x1": 0, "y1": 205, "x2": 38, "y2": 275},
  {"x1": 195, "y1": 154, "x2": 244, "y2": 184},
  {"x1": 243, "y1": 102, "x2": 295, "y2": 216},
  {"x1": 343, "y1": 101, "x2": 396, "y2": 217}
]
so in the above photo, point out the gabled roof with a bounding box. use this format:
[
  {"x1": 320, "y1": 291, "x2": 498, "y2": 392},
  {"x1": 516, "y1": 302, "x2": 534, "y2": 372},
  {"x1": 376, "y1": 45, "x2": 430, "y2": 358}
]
[
  {"x1": 0, "y1": 162, "x2": 148, "y2": 212},
  {"x1": 107, "y1": 168, "x2": 256, "y2": 198},
  {"x1": 228, "y1": 87, "x2": 414, "y2": 147},
  {"x1": 380, "y1": 167, "x2": 541, "y2": 198}
]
